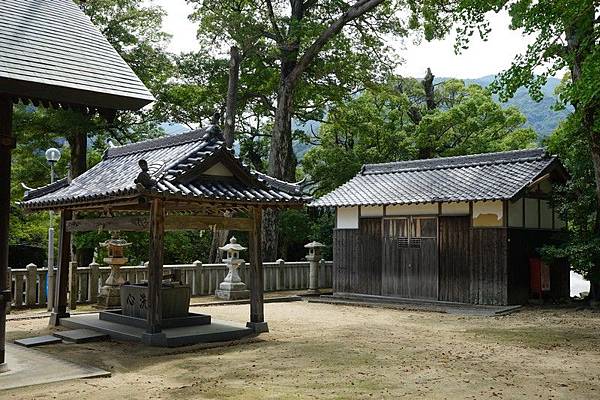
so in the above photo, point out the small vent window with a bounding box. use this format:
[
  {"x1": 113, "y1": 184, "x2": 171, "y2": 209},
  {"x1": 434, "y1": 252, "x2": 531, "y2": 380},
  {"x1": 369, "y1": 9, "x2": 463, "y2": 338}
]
[
  {"x1": 409, "y1": 237, "x2": 422, "y2": 248},
  {"x1": 385, "y1": 216, "x2": 436, "y2": 249},
  {"x1": 397, "y1": 237, "x2": 409, "y2": 248}
]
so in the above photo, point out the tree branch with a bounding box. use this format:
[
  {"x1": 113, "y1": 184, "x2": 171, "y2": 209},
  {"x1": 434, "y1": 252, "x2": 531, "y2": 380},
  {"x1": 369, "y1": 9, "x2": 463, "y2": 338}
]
[
  {"x1": 264, "y1": 0, "x2": 284, "y2": 42},
  {"x1": 286, "y1": 0, "x2": 385, "y2": 86}
]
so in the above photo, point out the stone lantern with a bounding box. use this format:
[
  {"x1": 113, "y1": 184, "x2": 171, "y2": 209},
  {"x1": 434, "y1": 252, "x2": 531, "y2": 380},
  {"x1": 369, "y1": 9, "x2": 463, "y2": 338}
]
[
  {"x1": 96, "y1": 232, "x2": 131, "y2": 308},
  {"x1": 305, "y1": 241, "x2": 325, "y2": 294},
  {"x1": 215, "y1": 237, "x2": 250, "y2": 300}
]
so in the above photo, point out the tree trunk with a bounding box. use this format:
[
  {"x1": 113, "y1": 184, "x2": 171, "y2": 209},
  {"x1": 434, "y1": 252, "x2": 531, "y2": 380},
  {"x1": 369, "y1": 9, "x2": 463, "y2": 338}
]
[
  {"x1": 262, "y1": 0, "x2": 387, "y2": 260},
  {"x1": 417, "y1": 68, "x2": 437, "y2": 159},
  {"x1": 422, "y1": 68, "x2": 436, "y2": 111},
  {"x1": 208, "y1": 227, "x2": 228, "y2": 263},
  {"x1": 224, "y1": 46, "x2": 241, "y2": 148},
  {"x1": 67, "y1": 131, "x2": 91, "y2": 266},
  {"x1": 268, "y1": 82, "x2": 297, "y2": 182},
  {"x1": 264, "y1": 57, "x2": 299, "y2": 260},
  {"x1": 69, "y1": 131, "x2": 87, "y2": 178}
]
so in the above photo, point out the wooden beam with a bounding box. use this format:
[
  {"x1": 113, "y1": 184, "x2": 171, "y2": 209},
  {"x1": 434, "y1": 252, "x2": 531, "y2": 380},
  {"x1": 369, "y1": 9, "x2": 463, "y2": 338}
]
[
  {"x1": 66, "y1": 215, "x2": 253, "y2": 232},
  {"x1": 50, "y1": 209, "x2": 72, "y2": 326},
  {"x1": 167, "y1": 215, "x2": 252, "y2": 231},
  {"x1": 0, "y1": 95, "x2": 15, "y2": 365},
  {"x1": 247, "y1": 206, "x2": 267, "y2": 332},
  {"x1": 146, "y1": 198, "x2": 165, "y2": 335}
]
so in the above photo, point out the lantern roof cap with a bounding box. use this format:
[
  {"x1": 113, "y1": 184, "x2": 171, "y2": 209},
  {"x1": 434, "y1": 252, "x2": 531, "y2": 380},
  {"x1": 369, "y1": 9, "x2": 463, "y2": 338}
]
[
  {"x1": 219, "y1": 237, "x2": 247, "y2": 252},
  {"x1": 304, "y1": 241, "x2": 325, "y2": 248}
]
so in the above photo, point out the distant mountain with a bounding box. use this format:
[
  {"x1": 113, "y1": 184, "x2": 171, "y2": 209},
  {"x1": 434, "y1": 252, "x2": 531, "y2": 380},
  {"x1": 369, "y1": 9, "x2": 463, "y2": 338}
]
[{"x1": 462, "y1": 75, "x2": 571, "y2": 140}]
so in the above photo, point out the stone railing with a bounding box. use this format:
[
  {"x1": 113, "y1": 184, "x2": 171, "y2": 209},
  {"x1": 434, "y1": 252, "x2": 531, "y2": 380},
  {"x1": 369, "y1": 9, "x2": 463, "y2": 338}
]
[{"x1": 8, "y1": 260, "x2": 333, "y2": 309}]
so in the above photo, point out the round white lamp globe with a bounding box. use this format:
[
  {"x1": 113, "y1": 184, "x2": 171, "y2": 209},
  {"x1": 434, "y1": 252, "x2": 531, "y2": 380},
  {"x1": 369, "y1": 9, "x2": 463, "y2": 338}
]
[{"x1": 45, "y1": 147, "x2": 61, "y2": 163}]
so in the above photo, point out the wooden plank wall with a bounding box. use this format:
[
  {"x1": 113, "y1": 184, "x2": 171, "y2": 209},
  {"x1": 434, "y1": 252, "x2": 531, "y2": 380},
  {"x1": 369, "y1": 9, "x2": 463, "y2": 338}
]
[
  {"x1": 438, "y1": 216, "x2": 471, "y2": 303},
  {"x1": 416, "y1": 238, "x2": 438, "y2": 300},
  {"x1": 507, "y1": 228, "x2": 570, "y2": 304},
  {"x1": 332, "y1": 219, "x2": 382, "y2": 295},
  {"x1": 470, "y1": 228, "x2": 508, "y2": 305},
  {"x1": 334, "y1": 214, "x2": 569, "y2": 306}
]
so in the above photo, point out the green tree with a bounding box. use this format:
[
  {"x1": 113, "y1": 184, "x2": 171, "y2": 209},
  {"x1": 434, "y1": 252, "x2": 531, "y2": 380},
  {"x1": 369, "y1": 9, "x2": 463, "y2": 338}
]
[
  {"x1": 184, "y1": 0, "x2": 416, "y2": 260},
  {"x1": 10, "y1": 0, "x2": 174, "y2": 262},
  {"x1": 303, "y1": 76, "x2": 537, "y2": 195},
  {"x1": 188, "y1": 0, "x2": 407, "y2": 181},
  {"x1": 413, "y1": 0, "x2": 600, "y2": 299},
  {"x1": 543, "y1": 115, "x2": 599, "y2": 300}
]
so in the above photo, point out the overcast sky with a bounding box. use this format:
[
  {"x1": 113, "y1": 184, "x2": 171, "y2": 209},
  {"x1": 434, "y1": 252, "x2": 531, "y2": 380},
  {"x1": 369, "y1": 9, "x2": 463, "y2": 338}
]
[{"x1": 155, "y1": 0, "x2": 533, "y2": 79}]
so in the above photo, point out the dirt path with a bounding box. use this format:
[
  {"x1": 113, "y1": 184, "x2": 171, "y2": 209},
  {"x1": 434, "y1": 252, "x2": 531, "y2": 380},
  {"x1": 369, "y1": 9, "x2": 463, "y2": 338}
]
[{"x1": 3, "y1": 302, "x2": 600, "y2": 399}]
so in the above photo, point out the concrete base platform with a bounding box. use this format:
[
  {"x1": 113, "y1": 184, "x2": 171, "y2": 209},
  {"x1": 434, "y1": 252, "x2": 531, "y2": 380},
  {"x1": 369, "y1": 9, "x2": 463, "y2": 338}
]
[
  {"x1": 0, "y1": 343, "x2": 110, "y2": 390},
  {"x1": 310, "y1": 293, "x2": 521, "y2": 316},
  {"x1": 60, "y1": 314, "x2": 256, "y2": 347}
]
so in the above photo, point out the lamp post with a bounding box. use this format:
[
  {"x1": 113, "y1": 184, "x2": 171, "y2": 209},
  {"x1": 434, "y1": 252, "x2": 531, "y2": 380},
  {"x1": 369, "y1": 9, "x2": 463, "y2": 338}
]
[{"x1": 45, "y1": 147, "x2": 60, "y2": 311}]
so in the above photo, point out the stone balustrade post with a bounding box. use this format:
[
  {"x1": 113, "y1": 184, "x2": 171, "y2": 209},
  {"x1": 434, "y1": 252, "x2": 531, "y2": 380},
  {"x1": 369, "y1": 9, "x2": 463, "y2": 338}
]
[
  {"x1": 276, "y1": 259, "x2": 284, "y2": 291},
  {"x1": 69, "y1": 260, "x2": 78, "y2": 310},
  {"x1": 319, "y1": 259, "x2": 326, "y2": 289},
  {"x1": 192, "y1": 260, "x2": 202, "y2": 295},
  {"x1": 89, "y1": 262, "x2": 100, "y2": 303},
  {"x1": 26, "y1": 263, "x2": 37, "y2": 306}
]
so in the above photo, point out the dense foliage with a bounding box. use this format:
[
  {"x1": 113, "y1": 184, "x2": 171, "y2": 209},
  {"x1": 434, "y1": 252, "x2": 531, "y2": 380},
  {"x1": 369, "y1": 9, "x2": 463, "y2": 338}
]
[
  {"x1": 413, "y1": 0, "x2": 600, "y2": 299},
  {"x1": 303, "y1": 77, "x2": 536, "y2": 195}
]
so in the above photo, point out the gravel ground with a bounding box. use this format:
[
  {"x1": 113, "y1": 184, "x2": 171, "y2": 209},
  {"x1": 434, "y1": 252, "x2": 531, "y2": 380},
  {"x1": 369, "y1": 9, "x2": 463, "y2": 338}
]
[{"x1": 3, "y1": 301, "x2": 600, "y2": 399}]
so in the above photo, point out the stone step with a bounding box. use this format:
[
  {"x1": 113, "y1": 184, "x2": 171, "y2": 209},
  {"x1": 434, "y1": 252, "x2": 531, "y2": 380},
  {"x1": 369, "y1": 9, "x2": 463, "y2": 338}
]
[
  {"x1": 14, "y1": 335, "x2": 63, "y2": 347},
  {"x1": 53, "y1": 329, "x2": 110, "y2": 343}
]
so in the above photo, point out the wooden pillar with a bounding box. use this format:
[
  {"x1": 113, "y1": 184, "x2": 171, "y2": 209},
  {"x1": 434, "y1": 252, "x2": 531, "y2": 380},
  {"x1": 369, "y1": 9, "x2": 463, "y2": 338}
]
[
  {"x1": 0, "y1": 96, "x2": 15, "y2": 368},
  {"x1": 247, "y1": 206, "x2": 268, "y2": 333},
  {"x1": 142, "y1": 198, "x2": 166, "y2": 345},
  {"x1": 50, "y1": 209, "x2": 72, "y2": 326}
]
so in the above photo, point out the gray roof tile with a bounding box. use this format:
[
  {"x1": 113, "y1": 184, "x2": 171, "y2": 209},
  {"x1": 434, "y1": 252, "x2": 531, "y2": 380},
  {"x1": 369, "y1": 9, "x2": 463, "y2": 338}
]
[
  {"x1": 310, "y1": 149, "x2": 561, "y2": 207},
  {"x1": 21, "y1": 127, "x2": 310, "y2": 209},
  {"x1": 0, "y1": 0, "x2": 154, "y2": 110}
]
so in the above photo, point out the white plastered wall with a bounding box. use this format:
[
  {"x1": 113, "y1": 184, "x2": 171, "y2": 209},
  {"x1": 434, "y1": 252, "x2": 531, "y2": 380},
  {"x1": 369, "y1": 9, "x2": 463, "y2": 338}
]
[
  {"x1": 472, "y1": 200, "x2": 503, "y2": 227},
  {"x1": 441, "y1": 202, "x2": 469, "y2": 215},
  {"x1": 540, "y1": 200, "x2": 553, "y2": 229},
  {"x1": 360, "y1": 206, "x2": 384, "y2": 217},
  {"x1": 336, "y1": 206, "x2": 359, "y2": 229},
  {"x1": 386, "y1": 203, "x2": 438, "y2": 216},
  {"x1": 202, "y1": 162, "x2": 234, "y2": 177},
  {"x1": 508, "y1": 198, "x2": 524, "y2": 227}
]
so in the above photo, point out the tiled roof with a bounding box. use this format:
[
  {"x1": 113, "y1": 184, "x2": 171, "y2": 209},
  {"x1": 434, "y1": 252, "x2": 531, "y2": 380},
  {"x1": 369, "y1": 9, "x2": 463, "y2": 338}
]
[
  {"x1": 310, "y1": 149, "x2": 561, "y2": 207},
  {"x1": 21, "y1": 127, "x2": 310, "y2": 210},
  {"x1": 0, "y1": 0, "x2": 154, "y2": 111}
]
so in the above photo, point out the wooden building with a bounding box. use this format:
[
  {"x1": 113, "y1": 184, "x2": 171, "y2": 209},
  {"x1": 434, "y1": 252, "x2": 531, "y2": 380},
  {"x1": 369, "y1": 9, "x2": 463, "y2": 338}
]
[
  {"x1": 311, "y1": 149, "x2": 570, "y2": 306},
  {"x1": 21, "y1": 126, "x2": 310, "y2": 346},
  {"x1": 0, "y1": 0, "x2": 154, "y2": 367}
]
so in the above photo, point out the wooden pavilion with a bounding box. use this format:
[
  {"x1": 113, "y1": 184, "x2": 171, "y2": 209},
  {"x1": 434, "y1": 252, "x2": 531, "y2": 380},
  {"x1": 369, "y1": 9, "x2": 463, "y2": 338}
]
[
  {"x1": 0, "y1": 0, "x2": 154, "y2": 368},
  {"x1": 21, "y1": 126, "x2": 310, "y2": 345}
]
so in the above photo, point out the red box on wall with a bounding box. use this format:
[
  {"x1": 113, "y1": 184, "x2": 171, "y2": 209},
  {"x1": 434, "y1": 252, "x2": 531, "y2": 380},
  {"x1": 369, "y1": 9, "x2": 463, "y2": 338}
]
[{"x1": 530, "y1": 257, "x2": 551, "y2": 298}]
